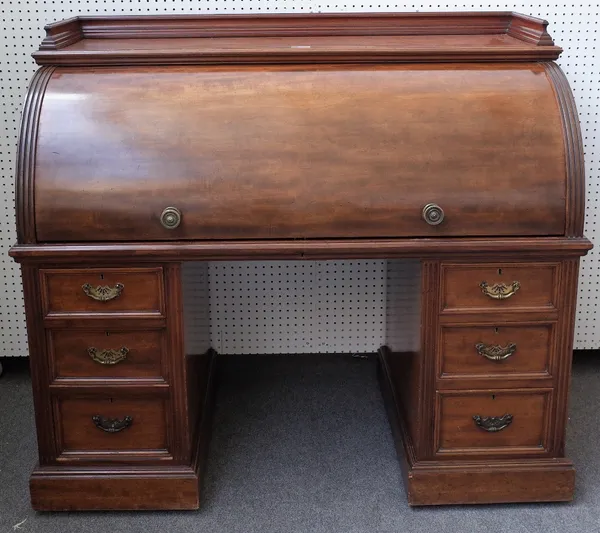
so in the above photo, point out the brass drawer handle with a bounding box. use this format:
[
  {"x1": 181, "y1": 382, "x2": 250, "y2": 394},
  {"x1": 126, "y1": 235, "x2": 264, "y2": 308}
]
[
  {"x1": 92, "y1": 415, "x2": 133, "y2": 433},
  {"x1": 160, "y1": 206, "x2": 182, "y2": 229},
  {"x1": 82, "y1": 283, "x2": 124, "y2": 302},
  {"x1": 473, "y1": 414, "x2": 513, "y2": 432},
  {"x1": 422, "y1": 203, "x2": 444, "y2": 226},
  {"x1": 479, "y1": 281, "x2": 520, "y2": 300},
  {"x1": 475, "y1": 342, "x2": 517, "y2": 362},
  {"x1": 88, "y1": 347, "x2": 129, "y2": 365}
]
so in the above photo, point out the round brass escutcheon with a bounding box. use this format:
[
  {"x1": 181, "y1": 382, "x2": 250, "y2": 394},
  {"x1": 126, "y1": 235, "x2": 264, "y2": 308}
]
[
  {"x1": 422, "y1": 203, "x2": 445, "y2": 226},
  {"x1": 160, "y1": 207, "x2": 182, "y2": 229}
]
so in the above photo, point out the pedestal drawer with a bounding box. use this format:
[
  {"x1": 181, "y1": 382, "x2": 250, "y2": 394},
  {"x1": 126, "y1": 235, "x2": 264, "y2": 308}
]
[
  {"x1": 41, "y1": 267, "x2": 165, "y2": 317},
  {"x1": 441, "y1": 263, "x2": 558, "y2": 313},
  {"x1": 439, "y1": 324, "x2": 553, "y2": 379},
  {"x1": 49, "y1": 329, "x2": 165, "y2": 381},
  {"x1": 435, "y1": 389, "x2": 552, "y2": 457},
  {"x1": 54, "y1": 396, "x2": 170, "y2": 461}
]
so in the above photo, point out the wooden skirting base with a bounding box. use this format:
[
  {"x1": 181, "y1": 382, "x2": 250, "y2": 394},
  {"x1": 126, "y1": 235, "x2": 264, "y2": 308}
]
[
  {"x1": 30, "y1": 466, "x2": 201, "y2": 511},
  {"x1": 377, "y1": 349, "x2": 575, "y2": 506},
  {"x1": 405, "y1": 460, "x2": 575, "y2": 506}
]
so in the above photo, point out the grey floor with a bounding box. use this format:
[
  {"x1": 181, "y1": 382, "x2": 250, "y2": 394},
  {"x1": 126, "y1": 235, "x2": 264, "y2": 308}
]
[{"x1": 1, "y1": 354, "x2": 600, "y2": 533}]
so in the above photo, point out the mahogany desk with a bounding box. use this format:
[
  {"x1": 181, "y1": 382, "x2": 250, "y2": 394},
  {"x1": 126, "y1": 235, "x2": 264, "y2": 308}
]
[{"x1": 9, "y1": 12, "x2": 592, "y2": 510}]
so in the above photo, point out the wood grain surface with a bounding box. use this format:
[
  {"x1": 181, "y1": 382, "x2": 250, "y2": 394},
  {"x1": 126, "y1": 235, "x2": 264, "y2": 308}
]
[
  {"x1": 49, "y1": 329, "x2": 165, "y2": 381},
  {"x1": 436, "y1": 389, "x2": 551, "y2": 455},
  {"x1": 441, "y1": 262, "x2": 559, "y2": 313},
  {"x1": 439, "y1": 324, "x2": 553, "y2": 379},
  {"x1": 34, "y1": 64, "x2": 566, "y2": 242},
  {"x1": 56, "y1": 396, "x2": 169, "y2": 454},
  {"x1": 40, "y1": 267, "x2": 165, "y2": 316},
  {"x1": 33, "y1": 12, "x2": 561, "y2": 65}
]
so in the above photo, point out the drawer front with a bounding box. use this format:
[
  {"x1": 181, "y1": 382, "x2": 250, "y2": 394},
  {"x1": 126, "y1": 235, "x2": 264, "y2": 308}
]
[
  {"x1": 441, "y1": 263, "x2": 558, "y2": 313},
  {"x1": 436, "y1": 390, "x2": 551, "y2": 457},
  {"x1": 55, "y1": 396, "x2": 169, "y2": 458},
  {"x1": 41, "y1": 268, "x2": 164, "y2": 317},
  {"x1": 49, "y1": 329, "x2": 165, "y2": 381},
  {"x1": 439, "y1": 325, "x2": 552, "y2": 379}
]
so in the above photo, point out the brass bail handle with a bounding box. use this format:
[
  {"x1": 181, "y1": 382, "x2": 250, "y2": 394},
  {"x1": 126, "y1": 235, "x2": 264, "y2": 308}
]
[
  {"x1": 82, "y1": 282, "x2": 124, "y2": 302},
  {"x1": 480, "y1": 281, "x2": 521, "y2": 300},
  {"x1": 92, "y1": 415, "x2": 133, "y2": 433},
  {"x1": 473, "y1": 414, "x2": 513, "y2": 432},
  {"x1": 88, "y1": 347, "x2": 129, "y2": 365},
  {"x1": 475, "y1": 342, "x2": 517, "y2": 362}
]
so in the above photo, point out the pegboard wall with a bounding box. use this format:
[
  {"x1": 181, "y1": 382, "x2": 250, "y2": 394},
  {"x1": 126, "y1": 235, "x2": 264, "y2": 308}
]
[
  {"x1": 1, "y1": 2, "x2": 598, "y2": 356},
  {"x1": 184, "y1": 261, "x2": 389, "y2": 355}
]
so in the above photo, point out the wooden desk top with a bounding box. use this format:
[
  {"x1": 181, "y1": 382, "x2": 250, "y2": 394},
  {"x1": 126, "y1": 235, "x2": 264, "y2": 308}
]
[{"x1": 34, "y1": 12, "x2": 561, "y2": 65}]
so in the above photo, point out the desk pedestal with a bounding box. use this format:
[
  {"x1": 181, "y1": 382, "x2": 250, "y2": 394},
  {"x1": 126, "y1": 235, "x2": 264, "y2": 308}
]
[{"x1": 14, "y1": 255, "x2": 583, "y2": 509}]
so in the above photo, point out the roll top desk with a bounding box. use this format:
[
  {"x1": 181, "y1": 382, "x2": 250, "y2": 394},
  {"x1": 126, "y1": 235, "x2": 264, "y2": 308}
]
[{"x1": 9, "y1": 12, "x2": 592, "y2": 510}]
